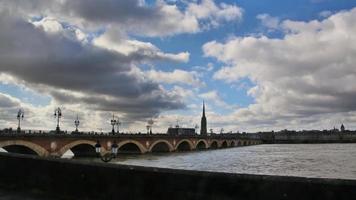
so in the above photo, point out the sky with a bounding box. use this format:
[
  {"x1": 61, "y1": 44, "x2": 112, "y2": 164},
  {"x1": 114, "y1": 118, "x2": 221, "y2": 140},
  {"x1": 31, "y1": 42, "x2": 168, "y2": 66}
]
[{"x1": 1, "y1": 0, "x2": 356, "y2": 133}]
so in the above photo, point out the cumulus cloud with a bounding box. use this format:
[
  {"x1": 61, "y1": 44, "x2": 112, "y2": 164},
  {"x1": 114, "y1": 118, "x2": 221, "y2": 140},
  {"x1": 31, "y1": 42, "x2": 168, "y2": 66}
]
[
  {"x1": 0, "y1": 0, "x2": 243, "y2": 131},
  {"x1": 256, "y1": 13, "x2": 280, "y2": 30},
  {"x1": 187, "y1": 0, "x2": 243, "y2": 29},
  {"x1": 93, "y1": 27, "x2": 189, "y2": 62},
  {"x1": 319, "y1": 10, "x2": 333, "y2": 18},
  {"x1": 2, "y1": 0, "x2": 242, "y2": 37},
  {"x1": 146, "y1": 69, "x2": 203, "y2": 87},
  {"x1": 0, "y1": 6, "x2": 187, "y2": 124},
  {"x1": 203, "y1": 8, "x2": 356, "y2": 130},
  {"x1": 199, "y1": 90, "x2": 234, "y2": 109}
]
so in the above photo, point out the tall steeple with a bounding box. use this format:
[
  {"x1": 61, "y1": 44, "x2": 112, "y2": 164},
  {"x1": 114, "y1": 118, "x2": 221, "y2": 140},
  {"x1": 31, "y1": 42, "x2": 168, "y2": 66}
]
[{"x1": 200, "y1": 101, "x2": 207, "y2": 135}]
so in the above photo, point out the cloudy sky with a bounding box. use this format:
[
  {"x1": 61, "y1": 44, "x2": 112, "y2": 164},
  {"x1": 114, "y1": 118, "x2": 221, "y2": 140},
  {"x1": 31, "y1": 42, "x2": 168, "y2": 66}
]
[{"x1": 0, "y1": 0, "x2": 356, "y2": 133}]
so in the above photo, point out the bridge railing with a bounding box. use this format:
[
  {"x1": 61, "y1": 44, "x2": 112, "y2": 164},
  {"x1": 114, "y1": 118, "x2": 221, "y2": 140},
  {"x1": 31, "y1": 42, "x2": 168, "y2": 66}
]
[{"x1": 0, "y1": 129, "x2": 262, "y2": 140}]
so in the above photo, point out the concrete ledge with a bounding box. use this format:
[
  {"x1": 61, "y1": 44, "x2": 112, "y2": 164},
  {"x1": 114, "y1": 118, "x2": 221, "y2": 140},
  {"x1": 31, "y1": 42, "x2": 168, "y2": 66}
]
[{"x1": 0, "y1": 153, "x2": 355, "y2": 200}]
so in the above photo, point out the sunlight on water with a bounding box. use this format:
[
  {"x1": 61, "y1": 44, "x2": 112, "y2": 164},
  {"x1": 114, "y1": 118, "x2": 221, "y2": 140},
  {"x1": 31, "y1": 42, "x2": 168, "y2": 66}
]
[{"x1": 85, "y1": 144, "x2": 356, "y2": 180}]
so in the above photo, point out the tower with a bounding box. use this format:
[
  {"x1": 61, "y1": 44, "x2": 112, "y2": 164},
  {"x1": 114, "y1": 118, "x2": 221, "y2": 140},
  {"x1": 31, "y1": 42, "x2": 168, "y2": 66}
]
[{"x1": 200, "y1": 101, "x2": 207, "y2": 135}]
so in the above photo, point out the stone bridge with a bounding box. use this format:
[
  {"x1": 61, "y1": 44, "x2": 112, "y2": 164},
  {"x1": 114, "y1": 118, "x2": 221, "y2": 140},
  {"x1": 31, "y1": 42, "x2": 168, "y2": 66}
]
[{"x1": 0, "y1": 133, "x2": 262, "y2": 157}]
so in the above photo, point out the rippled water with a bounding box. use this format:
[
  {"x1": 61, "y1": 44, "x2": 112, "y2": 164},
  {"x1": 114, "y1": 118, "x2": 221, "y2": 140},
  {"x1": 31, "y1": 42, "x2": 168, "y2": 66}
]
[{"x1": 104, "y1": 144, "x2": 356, "y2": 180}]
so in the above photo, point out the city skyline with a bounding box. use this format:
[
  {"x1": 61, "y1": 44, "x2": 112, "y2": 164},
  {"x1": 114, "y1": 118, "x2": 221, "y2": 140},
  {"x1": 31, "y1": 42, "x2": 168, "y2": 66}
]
[{"x1": 1, "y1": 0, "x2": 356, "y2": 133}]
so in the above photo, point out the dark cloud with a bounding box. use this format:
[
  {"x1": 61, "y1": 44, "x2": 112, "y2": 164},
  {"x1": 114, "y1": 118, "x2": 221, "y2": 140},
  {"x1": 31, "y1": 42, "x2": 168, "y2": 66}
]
[
  {"x1": 0, "y1": 94, "x2": 19, "y2": 108},
  {"x1": 62, "y1": 0, "x2": 160, "y2": 24},
  {"x1": 0, "y1": 12, "x2": 185, "y2": 121},
  {"x1": 2, "y1": 0, "x2": 242, "y2": 37}
]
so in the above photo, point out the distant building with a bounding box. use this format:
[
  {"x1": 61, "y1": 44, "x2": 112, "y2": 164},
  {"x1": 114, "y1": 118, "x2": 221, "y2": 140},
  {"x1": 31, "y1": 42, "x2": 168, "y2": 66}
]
[
  {"x1": 167, "y1": 127, "x2": 195, "y2": 136},
  {"x1": 200, "y1": 101, "x2": 207, "y2": 135},
  {"x1": 341, "y1": 124, "x2": 345, "y2": 132}
]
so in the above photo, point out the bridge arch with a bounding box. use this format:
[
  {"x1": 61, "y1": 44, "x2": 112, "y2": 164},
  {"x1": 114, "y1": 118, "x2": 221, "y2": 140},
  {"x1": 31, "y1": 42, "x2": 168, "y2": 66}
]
[
  {"x1": 195, "y1": 139, "x2": 208, "y2": 150},
  {"x1": 0, "y1": 140, "x2": 49, "y2": 157},
  {"x1": 176, "y1": 139, "x2": 194, "y2": 151},
  {"x1": 118, "y1": 140, "x2": 147, "y2": 154},
  {"x1": 149, "y1": 140, "x2": 174, "y2": 153},
  {"x1": 58, "y1": 140, "x2": 98, "y2": 157},
  {"x1": 209, "y1": 140, "x2": 219, "y2": 149},
  {"x1": 221, "y1": 141, "x2": 228, "y2": 148},
  {"x1": 230, "y1": 141, "x2": 236, "y2": 147},
  {"x1": 236, "y1": 140, "x2": 241, "y2": 146}
]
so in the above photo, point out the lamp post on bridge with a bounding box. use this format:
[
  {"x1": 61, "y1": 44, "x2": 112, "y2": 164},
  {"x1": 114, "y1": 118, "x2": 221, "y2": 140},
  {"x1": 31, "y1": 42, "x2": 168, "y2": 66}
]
[
  {"x1": 16, "y1": 109, "x2": 24, "y2": 133},
  {"x1": 111, "y1": 141, "x2": 118, "y2": 158},
  {"x1": 95, "y1": 140, "x2": 101, "y2": 155},
  {"x1": 146, "y1": 125, "x2": 150, "y2": 134},
  {"x1": 110, "y1": 114, "x2": 117, "y2": 135},
  {"x1": 110, "y1": 114, "x2": 122, "y2": 135},
  {"x1": 116, "y1": 118, "x2": 121, "y2": 134},
  {"x1": 146, "y1": 119, "x2": 154, "y2": 135},
  {"x1": 74, "y1": 114, "x2": 80, "y2": 132},
  {"x1": 194, "y1": 124, "x2": 199, "y2": 135},
  {"x1": 54, "y1": 107, "x2": 62, "y2": 133}
]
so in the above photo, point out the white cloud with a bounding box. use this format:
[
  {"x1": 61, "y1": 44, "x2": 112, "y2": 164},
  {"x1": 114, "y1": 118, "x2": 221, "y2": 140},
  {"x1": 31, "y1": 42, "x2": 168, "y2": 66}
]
[
  {"x1": 187, "y1": 0, "x2": 243, "y2": 29},
  {"x1": 319, "y1": 10, "x2": 333, "y2": 18},
  {"x1": 3, "y1": 0, "x2": 243, "y2": 37},
  {"x1": 93, "y1": 27, "x2": 189, "y2": 62},
  {"x1": 193, "y1": 62, "x2": 214, "y2": 72},
  {"x1": 32, "y1": 17, "x2": 63, "y2": 33},
  {"x1": 199, "y1": 90, "x2": 235, "y2": 109},
  {"x1": 203, "y1": 8, "x2": 356, "y2": 131},
  {"x1": 256, "y1": 13, "x2": 280, "y2": 30},
  {"x1": 146, "y1": 69, "x2": 203, "y2": 87}
]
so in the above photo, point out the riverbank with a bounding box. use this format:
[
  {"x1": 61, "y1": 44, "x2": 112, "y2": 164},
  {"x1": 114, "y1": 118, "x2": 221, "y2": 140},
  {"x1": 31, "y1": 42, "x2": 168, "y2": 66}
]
[{"x1": 0, "y1": 152, "x2": 356, "y2": 200}]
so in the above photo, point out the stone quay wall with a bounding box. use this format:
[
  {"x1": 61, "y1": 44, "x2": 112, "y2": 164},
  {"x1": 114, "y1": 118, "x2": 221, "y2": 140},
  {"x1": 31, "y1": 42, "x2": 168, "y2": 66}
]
[{"x1": 0, "y1": 153, "x2": 356, "y2": 200}]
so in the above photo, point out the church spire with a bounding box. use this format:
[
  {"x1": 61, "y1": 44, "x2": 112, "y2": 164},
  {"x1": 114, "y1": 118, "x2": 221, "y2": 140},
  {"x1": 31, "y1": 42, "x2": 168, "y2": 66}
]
[
  {"x1": 200, "y1": 101, "x2": 207, "y2": 135},
  {"x1": 203, "y1": 101, "x2": 206, "y2": 117}
]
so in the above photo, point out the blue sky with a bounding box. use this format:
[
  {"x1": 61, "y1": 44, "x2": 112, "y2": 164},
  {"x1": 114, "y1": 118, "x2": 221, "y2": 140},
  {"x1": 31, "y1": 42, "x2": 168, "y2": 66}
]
[
  {"x1": 1, "y1": 0, "x2": 356, "y2": 132},
  {"x1": 135, "y1": 0, "x2": 356, "y2": 110}
]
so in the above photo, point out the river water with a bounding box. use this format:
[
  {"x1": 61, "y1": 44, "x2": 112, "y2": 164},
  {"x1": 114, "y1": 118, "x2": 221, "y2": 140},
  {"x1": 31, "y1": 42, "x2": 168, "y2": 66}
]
[
  {"x1": 1, "y1": 143, "x2": 356, "y2": 199},
  {"x1": 99, "y1": 143, "x2": 356, "y2": 180}
]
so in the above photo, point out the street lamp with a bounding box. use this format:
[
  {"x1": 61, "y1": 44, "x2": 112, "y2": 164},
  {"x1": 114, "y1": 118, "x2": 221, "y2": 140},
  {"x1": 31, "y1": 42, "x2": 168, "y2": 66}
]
[
  {"x1": 95, "y1": 140, "x2": 101, "y2": 155},
  {"x1": 194, "y1": 124, "x2": 199, "y2": 134},
  {"x1": 220, "y1": 128, "x2": 224, "y2": 134},
  {"x1": 16, "y1": 109, "x2": 24, "y2": 133},
  {"x1": 116, "y1": 118, "x2": 121, "y2": 134},
  {"x1": 54, "y1": 107, "x2": 62, "y2": 133},
  {"x1": 74, "y1": 114, "x2": 80, "y2": 132},
  {"x1": 147, "y1": 119, "x2": 154, "y2": 135},
  {"x1": 111, "y1": 141, "x2": 118, "y2": 158},
  {"x1": 95, "y1": 140, "x2": 117, "y2": 163},
  {"x1": 110, "y1": 114, "x2": 117, "y2": 135},
  {"x1": 146, "y1": 125, "x2": 150, "y2": 134}
]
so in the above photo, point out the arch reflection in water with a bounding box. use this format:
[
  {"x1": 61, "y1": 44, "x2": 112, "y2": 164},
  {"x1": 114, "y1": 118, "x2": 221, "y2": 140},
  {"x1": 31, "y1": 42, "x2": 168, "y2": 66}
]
[
  {"x1": 196, "y1": 141, "x2": 207, "y2": 150},
  {"x1": 70, "y1": 144, "x2": 96, "y2": 157},
  {"x1": 210, "y1": 141, "x2": 218, "y2": 149},
  {"x1": 151, "y1": 142, "x2": 171, "y2": 153},
  {"x1": 176, "y1": 141, "x2": 191, "y2": 152},
  {"x1": 2, "y1": 145, "x2": 38, "y2": 156},
  {"x1": 119, "y1": 143, "x2": 142, "y2": 154}
]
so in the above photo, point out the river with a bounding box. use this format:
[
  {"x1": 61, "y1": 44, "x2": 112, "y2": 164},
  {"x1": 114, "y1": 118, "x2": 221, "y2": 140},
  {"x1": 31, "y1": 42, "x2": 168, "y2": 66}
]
[{"x1": 85, "y1": 143, "x2": 356, "y2": 180}]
